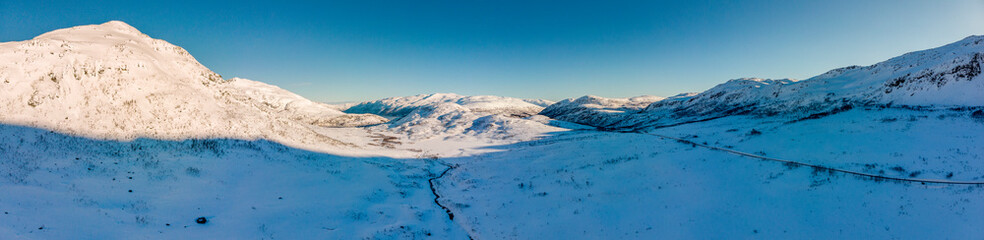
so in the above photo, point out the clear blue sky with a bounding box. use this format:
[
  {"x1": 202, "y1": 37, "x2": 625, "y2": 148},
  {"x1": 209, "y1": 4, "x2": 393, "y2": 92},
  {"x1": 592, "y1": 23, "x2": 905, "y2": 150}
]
[{"x1": 2, "y1": 0, "x2": 983, "y2": 102}]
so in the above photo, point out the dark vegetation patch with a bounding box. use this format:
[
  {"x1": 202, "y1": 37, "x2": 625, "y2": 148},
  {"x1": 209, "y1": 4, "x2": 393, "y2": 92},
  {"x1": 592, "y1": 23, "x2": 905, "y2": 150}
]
[
  {"x1": 789, "y1": 104, "x2": 853, "y2": 123},
  {"x1": 972, "y1": 109, "x2": 984, "y2": 120},
  {"x1": 603, "y1": 155, "x2": 639, "y2": 165},
  {"x1": 748, "y1": 129, "x2": 762, "y2": 136}
]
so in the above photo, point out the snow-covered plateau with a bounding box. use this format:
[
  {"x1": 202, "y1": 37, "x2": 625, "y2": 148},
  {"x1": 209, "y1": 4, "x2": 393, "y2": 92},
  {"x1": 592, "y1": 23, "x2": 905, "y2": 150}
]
[{"x1": 0, "y1": 21, "x2": 982, "y2": 239}]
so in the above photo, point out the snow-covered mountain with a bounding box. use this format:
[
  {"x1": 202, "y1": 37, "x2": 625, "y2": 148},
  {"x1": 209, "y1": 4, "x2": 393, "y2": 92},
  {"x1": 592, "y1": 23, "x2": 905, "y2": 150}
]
[
  {"x1": 345, "y1": 93, "x2": 547, "y2": 118},
  {"x1": 603, "y1": 35, "x2": 984, "y2": 130},
  {"x1": 0, "y1": 21, "x2": 386, "y2": 150},
  {"x1": 375, "y1": 102, "x2": 563, "y2": 141},
  {"x1": 221, "y1": 78, "x2": 386, "y2": 128},
  {"x1": 539, "y1": 95, "x2": 667, "y2": 127},
  {"x1": 345, "y1": 93, "x2": 564, "y2": 140},
  {"x1": 521, "y1": 98, "x2": 556, "y2": 107}
]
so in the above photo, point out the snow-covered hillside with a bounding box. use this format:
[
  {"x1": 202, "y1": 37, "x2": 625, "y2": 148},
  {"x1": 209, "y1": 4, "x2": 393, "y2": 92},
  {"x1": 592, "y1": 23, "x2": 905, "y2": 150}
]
[
  {"x1": 344, "y1": 93, "x2": 567, "y2": 141},
  {"x1": 521, "y1": 98, "x2": 556, "y2": 108},
  {"x1": 0, "y1": 123, "x2": 470, "y2": 239},
  {"x1": 221, "y1": 78, "x2": 386, "y2": 128},
  {"x1": 0, "y1": 21, "x2": 386, "y2": 151},
  {"x1": 539, "y1": 95, "x2": 667, "y2": 127},
  {"x1": 436, "y1": 122, "x2": 984, "y2": 239},
  {"x1": 345, "y1": 93, "x2": 547, "y2": 118},
  {"x1": 605, "y1": 36, "x2": 984, "y2": 130},
  {"x1": 377, "y1": 102, "x2": 563, "y2": 140}
]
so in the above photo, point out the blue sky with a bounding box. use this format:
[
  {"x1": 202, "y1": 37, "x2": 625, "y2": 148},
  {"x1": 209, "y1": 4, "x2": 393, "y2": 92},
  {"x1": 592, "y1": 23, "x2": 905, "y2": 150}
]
[{"x1": 2, "y1": 0, "x2": 983, "y2": 102}]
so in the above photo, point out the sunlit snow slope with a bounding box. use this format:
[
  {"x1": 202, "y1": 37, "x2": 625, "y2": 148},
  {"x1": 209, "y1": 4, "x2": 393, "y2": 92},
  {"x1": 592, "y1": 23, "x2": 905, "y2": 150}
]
[{"x1": 0, "y1": 21, "x2": 386, "y2": 151}]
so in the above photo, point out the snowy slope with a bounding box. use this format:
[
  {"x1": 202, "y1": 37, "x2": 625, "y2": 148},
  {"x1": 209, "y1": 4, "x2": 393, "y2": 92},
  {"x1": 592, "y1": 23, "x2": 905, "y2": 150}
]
[
  {"x1": 345, "y1": 93, "x2": 567, "y2": 141},
  {"x1": 383, "y1": 103, "x2": 480, "y2": 139},
  {"x1": 0, "y1": 123, "x2": 469, "y2": 239},
  {"x1": 370, "y1": 102, "x2": 567, "y2": 141},
  {"x1": 221, "y1": 78, "x2": 386, "y2": 128},
  {"x1": 607, "y1": 36, "x2": 984, "y2": 130},
  {"x1": 522, "y1": 98, "x2": 556, "y2": 108},
  {"x1": 436, "y1": 128, "x2": 984, "y2": 239},
  {"x1": 539, "y1": 95, "x2": 666, "y2": 127},
  {"x1": 345, "y1": 93, "x2": 546, "y2": 118},
  {"x1": 0, "y1": 21, "x2": 386, "y2": 151},
  {"x1": 643, "y1": 108, "x2": 984, "y2": 180}
]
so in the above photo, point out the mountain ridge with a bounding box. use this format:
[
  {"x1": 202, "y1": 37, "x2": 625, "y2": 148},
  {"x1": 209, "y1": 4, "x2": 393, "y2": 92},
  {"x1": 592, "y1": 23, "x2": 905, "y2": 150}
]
[{"x1": 542, "y1": 35, "x2": 984, "y2": 130}]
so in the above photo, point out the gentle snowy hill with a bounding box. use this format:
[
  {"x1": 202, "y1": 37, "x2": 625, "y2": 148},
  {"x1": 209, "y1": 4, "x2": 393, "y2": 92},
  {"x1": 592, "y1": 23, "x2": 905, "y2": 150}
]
[
  {"x1": 376, "y1": 102, "x2": 564, "y2": 141},
  {"x1": 539, "y1": 95, "x2": 666, "y2": 127},
  {"x1": 221, "y1": 78, "x2": 386, "y2": 128},
  {"x1": 345, "y1": 93, "x2": 546, "y2": 118},
  {"x1": 522, "y1": 98, "x2": 556, "y2": 107},
  {"x1": 346, "y1": 93, "x2": 566, "y2": 140},
  {"x1": 0, "y1": 21, "x2": 386, "y2": 150}
]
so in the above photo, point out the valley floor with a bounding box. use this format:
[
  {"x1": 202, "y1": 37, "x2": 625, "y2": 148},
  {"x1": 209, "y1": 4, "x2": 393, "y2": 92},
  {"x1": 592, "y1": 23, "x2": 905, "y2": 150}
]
[
  {"x1": 1, "y1": 108, "x2": 982, "y2": 239},
  {"x1": 438, "y1": 130, "x2": 983, "y2": 239}
]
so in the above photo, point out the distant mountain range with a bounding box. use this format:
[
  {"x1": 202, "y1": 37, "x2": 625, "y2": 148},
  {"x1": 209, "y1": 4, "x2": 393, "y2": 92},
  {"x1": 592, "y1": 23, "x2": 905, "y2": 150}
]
[
  {"x1": 543, "y1": 35, "x2": 984, "y2": 129},
  {"x1": 2, "y1": 21, "x2": 980, "y2": 142}
]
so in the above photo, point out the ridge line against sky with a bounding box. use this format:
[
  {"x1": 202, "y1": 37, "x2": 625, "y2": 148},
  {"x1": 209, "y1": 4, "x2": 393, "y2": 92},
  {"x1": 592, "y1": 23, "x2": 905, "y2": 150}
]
[{"x1": 2, "y1": 0, "x2": 983, "y2": 102}]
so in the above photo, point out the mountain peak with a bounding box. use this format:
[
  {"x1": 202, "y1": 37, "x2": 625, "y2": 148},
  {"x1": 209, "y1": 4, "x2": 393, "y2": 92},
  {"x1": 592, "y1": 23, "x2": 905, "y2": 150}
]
[
  {"x1": 34, "y1": 20, "x2": 146, "y2": 41},
  {"x1": 0, "y1": 22, "x2": 387, "y2": 149},
  {"x1": 98, "y1": 20, "x2": 140, "y2": 32}
]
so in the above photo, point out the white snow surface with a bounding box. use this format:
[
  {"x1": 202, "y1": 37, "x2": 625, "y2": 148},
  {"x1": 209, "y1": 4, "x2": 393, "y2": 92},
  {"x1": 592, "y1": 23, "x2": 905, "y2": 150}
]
[
  {"x1": 437, "y1": 117, "x2": 984, "y2": 239},
  {"x1": 0, "y1": 124, "x2": 471, "y2": 239}
]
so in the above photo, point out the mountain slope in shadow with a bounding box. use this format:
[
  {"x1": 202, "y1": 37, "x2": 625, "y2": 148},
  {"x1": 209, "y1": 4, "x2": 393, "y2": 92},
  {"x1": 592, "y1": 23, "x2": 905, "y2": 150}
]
[{"x1": 0, "y1": 123, "x2": 468, "y2": 239}]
